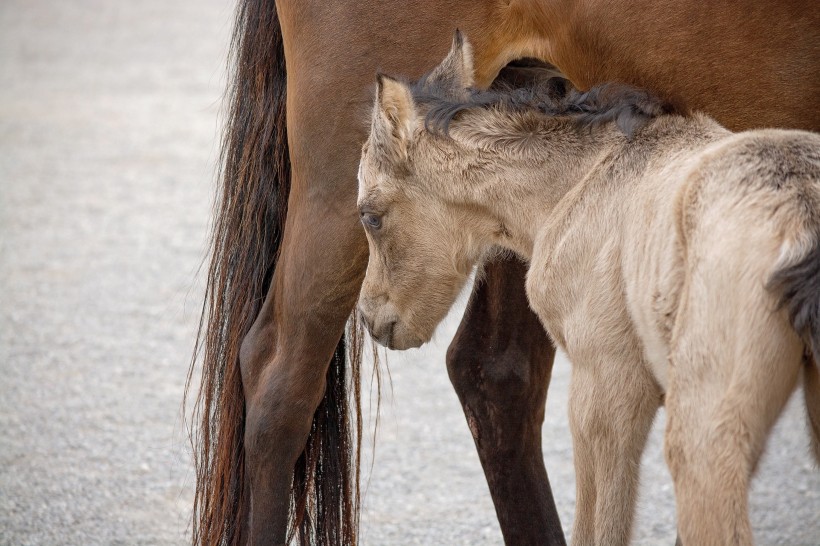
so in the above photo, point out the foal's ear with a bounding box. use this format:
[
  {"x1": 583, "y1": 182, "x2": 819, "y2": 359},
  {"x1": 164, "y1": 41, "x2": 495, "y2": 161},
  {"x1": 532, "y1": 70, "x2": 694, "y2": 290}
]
[
  {"x1": 425, "y1": 30, "x2": 475, "y2": 96},
  {"x1": 372, "y1": 74, "x2": 416, "y2": 165}
]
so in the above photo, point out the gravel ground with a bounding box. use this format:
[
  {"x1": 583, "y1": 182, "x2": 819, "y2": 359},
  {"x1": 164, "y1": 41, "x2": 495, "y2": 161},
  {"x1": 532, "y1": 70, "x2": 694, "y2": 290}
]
[
  {"x1": 0, "y1": 1, "x2": 227, "y2": 543},
  {"x1": 0, "y1": 1, "x2": 818, "y2": 545}
]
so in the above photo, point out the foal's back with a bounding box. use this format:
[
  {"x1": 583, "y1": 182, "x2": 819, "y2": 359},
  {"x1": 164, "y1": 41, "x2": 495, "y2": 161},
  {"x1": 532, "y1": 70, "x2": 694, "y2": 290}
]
[
  {"x1": 529, "y1": 114, "x2": 820, "y2": 545},
  {"x1": 615, "y1": 122, "x2": 819, "y2": 384}
]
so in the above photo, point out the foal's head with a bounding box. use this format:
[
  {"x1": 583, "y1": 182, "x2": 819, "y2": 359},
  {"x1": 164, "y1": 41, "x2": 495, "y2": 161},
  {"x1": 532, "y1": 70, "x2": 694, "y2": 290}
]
[
  {"x1": 356, "y1": 33, "x2": 670, "y2": 349},
  {"x1": 356, "y1": 33, "x2": 486, "y2": 349}
]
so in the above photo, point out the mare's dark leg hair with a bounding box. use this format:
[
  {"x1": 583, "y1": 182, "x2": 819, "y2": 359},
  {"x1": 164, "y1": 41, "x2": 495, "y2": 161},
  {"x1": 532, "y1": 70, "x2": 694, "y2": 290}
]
[{"x1": 447, "y1": 255, "x2": 566, "y2": 545}]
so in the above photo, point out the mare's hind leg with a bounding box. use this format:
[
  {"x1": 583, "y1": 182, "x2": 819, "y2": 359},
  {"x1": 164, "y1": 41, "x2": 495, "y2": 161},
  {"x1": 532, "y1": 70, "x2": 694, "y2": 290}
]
[
  {"x1": 239, "y1": 189, "x2": 367, "y2": 543},
  {"x1": 446, "y1": 256, "x2": 566, "y2": 545},
  {"x1": 568, "y1": 349, "x2": 661, "y2": 546},
  {"x1": 665, "y1": 293, "x2": 803, "y2": 545}
]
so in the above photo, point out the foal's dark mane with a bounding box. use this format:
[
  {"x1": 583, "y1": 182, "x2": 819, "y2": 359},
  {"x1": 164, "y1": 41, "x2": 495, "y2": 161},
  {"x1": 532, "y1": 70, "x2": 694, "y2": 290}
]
[{"x1": 413, "y1": 72, "x2": 674, "y2": 139}]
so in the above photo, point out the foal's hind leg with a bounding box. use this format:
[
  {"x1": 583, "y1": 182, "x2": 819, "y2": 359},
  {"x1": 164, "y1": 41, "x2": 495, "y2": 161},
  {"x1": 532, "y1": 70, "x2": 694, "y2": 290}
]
[
  {"x1": 665, "y1": 284, "x2": 803, "y2": 545},
  {"x1": 568, "y1": 349, "x2": 661, "y2": 546}
]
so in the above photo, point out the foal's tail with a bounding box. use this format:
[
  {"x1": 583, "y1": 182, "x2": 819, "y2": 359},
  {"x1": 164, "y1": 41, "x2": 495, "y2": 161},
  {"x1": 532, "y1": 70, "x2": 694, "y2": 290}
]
[
  {"x1": 186, "y1": 0, "x2": 361, "y2": 544},
  {"x1": 768, "y1": 184, "x2": 820, "y2": 463},
  {"x1": 771, "y1": 230, "x2": 820, "y2": 361}
]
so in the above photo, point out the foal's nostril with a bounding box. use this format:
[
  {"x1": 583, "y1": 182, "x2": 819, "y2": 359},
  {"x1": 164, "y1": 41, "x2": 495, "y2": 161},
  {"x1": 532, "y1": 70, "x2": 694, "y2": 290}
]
[
  {"x1": 357, "y1": 300, "x2": 400, "y2": 348},
  {"x1": 369, "y1": 318, "x2": 397, "y2": 348},
  {"x1": 384, "y1": 319, "x2": 397, "y2": 348}
]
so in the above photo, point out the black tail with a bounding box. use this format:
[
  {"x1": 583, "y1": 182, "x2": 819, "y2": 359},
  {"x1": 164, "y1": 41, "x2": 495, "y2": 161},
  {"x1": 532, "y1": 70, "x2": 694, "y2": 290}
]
[
  {"x1": 771, "y1": 236, "x2": 820, "y2": 364},
  {"x1": 186, "y1": 0, "x2": 361, "y2": 544},
  {"x1": 770, "y1": 234, "x2": 820, "y2": 462}
]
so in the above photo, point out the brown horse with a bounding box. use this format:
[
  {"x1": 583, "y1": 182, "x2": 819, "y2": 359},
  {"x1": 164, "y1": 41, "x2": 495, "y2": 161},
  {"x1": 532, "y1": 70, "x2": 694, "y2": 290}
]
[{"x1": 187, "y1": 0, "x2": 819, "y2": 544}]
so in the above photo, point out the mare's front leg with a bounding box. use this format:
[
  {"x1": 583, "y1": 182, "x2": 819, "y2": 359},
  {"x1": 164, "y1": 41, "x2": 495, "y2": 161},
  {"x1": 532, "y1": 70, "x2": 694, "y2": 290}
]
[
  {"x1": 568, "y1": 348, "x2": 661, "y2": 546},
  {"x1": 446, "y1": 256, "x2": 566, "y2": 545}
]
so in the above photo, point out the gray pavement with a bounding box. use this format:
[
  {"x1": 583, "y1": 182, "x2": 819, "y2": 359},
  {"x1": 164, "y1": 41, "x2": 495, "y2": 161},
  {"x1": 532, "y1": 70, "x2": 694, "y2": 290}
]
[
  {"x1": 0, "y1": 1, "x2": 817, "y2": 545},
  {"x1": 0, "y1": 1, "x2": 226, "y2": 543}
]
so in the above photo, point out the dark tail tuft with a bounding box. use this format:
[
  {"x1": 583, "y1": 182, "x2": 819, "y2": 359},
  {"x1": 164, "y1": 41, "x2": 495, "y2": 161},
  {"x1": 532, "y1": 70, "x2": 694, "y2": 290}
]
[
  {"x1": 770, "y1": 235, "x2": 820, "y2": 363},
  {"x1": 290, "y1": 327, "x2": 363, "y2": 544},
  {"x1": 770, "y1": 234, "x2": 820, "y2": 463}
]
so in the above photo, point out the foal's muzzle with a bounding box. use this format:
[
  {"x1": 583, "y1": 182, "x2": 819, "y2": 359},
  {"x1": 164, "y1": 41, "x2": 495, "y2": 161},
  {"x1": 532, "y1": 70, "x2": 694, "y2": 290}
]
[{"x1": 357, "y1": 300, "x2": 422, "y2": 350}]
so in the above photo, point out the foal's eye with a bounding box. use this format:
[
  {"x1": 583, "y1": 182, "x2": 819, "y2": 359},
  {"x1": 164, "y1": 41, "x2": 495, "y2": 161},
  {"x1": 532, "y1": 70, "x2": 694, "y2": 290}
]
[{"x1": 361, "y1": 212, "x2": 382, "y2": 230}]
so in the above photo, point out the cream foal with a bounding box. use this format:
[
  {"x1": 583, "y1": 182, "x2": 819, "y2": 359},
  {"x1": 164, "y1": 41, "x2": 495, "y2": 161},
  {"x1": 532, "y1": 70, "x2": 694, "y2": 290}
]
[{"x1": 356, "y1": 35, "x2": 820, "y2": 545}]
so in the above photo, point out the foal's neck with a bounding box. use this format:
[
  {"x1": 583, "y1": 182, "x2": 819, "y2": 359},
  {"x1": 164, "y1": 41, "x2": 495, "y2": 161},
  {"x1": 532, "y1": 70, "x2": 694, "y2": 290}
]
[{"x1": 429, "y1": 120, "x2": 622, "y2": 258}]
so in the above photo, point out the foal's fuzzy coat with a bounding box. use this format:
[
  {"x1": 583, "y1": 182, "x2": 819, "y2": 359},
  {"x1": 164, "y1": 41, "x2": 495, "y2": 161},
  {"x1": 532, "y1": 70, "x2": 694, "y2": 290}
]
[{"x1": 357, "y1": 36, "x2": 820, "y2": 545}]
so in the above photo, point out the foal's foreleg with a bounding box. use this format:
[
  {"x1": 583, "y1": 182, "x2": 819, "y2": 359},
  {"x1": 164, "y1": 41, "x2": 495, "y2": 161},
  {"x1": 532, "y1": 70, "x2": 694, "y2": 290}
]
[
  {"x1": 569, "y1": 352, "x2": 661, "y2": 546},
  {"x1": 446, "y1": 256, "x2": 566, "y2": 545}
]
